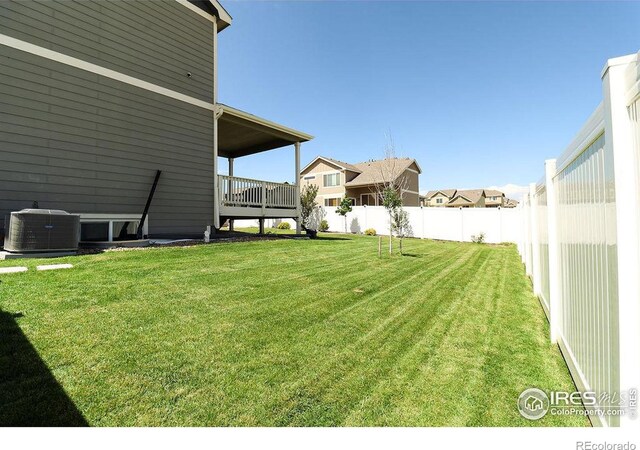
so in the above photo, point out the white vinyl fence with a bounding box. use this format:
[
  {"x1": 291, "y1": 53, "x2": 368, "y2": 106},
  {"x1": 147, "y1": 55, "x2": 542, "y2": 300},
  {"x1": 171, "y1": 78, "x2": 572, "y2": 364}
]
[
  {"x1": 521, "y1": 52, "x2": 640, "y2": 427},
  {"x1": 236, "y1": 205, "x2": 523, "y2": 244}
]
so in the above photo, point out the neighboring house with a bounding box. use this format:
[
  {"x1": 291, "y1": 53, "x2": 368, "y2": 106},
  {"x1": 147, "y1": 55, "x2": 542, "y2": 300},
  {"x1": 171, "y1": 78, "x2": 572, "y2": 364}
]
[
  {"x1": 0, "y1": 0, "x2": 311, "y2": 241},
  {"x1": 300, "y1": 156, "x2": 422, "y2": 207},
  {"x1": 484, "y1": 190, "x2": 506, "y2": 208},
  {"x1": 422, "y1": 188, "x2": 518, "y2": 208},
  {"x1": 422, "y1": 189, "x2": 457, "y2": 207},
  {"x1": 446, "y1": 189, "x2": 486, "y2": 208},
  {"x1": 505, "y1": 198, "x2": 519, "y2": 208}
]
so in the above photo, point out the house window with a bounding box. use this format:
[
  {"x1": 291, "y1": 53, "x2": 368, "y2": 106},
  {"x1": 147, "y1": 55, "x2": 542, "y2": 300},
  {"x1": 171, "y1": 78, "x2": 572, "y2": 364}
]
[
  {"x1": 303, "y1": 175, "x2": 315, "y2": 180},
  {"x1": 436, "y1": 198, "x2": 443, "y2": 204},
  {"x1": 323, "y1": 173, "x2": 340, "y2": 187},
  {"x1": 324, "y1": 198, "x2": 339, "y2": 207},
  {"x1": 361, "y1": 193, "x2": 376, "y2": 206},
  {"x1": 80, "y1": 219, "x2": 141, "y2": 242}
]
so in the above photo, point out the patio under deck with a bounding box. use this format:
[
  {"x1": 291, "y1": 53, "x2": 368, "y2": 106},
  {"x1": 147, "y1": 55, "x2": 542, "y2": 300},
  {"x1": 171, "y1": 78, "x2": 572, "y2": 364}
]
[{"x1": 214, "y1": 104, "x2": 313, "y2": 232}]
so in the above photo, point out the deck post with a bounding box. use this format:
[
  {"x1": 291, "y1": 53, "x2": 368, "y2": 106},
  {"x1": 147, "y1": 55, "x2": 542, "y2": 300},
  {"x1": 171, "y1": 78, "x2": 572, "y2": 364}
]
[
  {"x1": 228, "y1": 158, "x2": 234, "y2": 232},
  {"x1": 294, "y1": 142, "x2": 301, "y2": 234},
  {"x1": 259, "y1": 218, "x2": 265, "y2": 235}
]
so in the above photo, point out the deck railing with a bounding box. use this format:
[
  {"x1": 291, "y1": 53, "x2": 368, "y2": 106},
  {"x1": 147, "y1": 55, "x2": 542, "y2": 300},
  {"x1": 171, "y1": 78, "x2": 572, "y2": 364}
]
[{"x1": 218, "y1": 175, "x2": 297, "y2": 209}]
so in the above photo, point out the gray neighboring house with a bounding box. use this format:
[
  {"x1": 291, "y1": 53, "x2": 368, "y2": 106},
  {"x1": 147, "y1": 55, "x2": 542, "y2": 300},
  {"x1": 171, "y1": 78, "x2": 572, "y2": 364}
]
[
  {"x1": 421, "y1": 188, "x2": 518, "y2": 208},
  {"x1": 0, "y1": 0, "x2": 312, "y2": 241}
]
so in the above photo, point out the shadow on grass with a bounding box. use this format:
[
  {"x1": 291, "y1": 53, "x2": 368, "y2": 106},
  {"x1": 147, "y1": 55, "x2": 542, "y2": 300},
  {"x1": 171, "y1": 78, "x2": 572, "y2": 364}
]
[
  {"x1": 0, "y1": 310, "x2": 88, "y2": 426},
  {"x1": 401, "y1": 253, "x2": 422, "y2": 258}
]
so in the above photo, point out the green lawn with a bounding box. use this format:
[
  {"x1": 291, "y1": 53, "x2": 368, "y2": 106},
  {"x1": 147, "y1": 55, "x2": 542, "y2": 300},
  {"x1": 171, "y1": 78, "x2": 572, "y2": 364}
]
[{"x1": 0, "y1": 233, "x2": 587, "y2": 426}]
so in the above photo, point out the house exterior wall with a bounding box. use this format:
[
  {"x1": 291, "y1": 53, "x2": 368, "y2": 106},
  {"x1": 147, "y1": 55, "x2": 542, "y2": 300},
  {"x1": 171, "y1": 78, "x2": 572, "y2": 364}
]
[
  {"x1": 299, "y1": 159, "x2": 346, "y2": 203},
  {"x1": 397, "y1": 167, "x2": 420, "y2": 206},
  {"x1": 345, "y1": 186, "x2": 378, "y2": 206},
  {"x1": 485, "y1": 196, "x2": 505, "y2": 207},
  {"x1": 428, "y1": 194, "x2": 450, "y2": 207},
  {"x1": 344, "y1": 170, "x2": 360, "y2": 183},
  {"x1": 401, "y1": 191, "x2": 420, "y2": 207},
  {"x1": 0, "y1": 0, "x2": 214, "y2": 102},
  {"x1": 0, "y1": 1, "x2": 216, "y2": 237}
]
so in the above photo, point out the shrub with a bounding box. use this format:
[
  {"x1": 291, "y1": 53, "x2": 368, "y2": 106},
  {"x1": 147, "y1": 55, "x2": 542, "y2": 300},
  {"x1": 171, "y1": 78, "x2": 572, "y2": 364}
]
[
  {"x1": 276, "y1": 222, "x2": 291, "y2": 230},
  {"x1": 471, "y1": 232, "x2": 485, "y2": 244},
  {"x1": 319, "y1": 219, "x2": 329, "y2": 232},
  {"x1": 364, "y1": 228, "x2": 377, "y2": 236}
]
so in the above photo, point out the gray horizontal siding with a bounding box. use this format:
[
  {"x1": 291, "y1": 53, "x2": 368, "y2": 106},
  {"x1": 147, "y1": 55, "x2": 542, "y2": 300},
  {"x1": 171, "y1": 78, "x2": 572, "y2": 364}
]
[
  {"x1": 0, "y1": 0, "x2": 214, "y2": 103},
  {"x1": 0, "y1": 45, "x2": 215, "y2": 237}
]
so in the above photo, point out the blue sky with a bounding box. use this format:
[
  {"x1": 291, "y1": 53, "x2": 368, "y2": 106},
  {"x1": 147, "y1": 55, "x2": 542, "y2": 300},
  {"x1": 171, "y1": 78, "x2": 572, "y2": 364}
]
[{"x1": 217, "y1": 1, "x2": 640, "y2": 197}]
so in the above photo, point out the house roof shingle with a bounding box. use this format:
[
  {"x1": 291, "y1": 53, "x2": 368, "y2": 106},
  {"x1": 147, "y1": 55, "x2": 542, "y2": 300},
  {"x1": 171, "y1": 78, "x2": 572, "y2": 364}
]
[
  {"x1": 446, "y1": 189, "x2": 485, "y2": 206},
  {"x1": 425, "y1": 189, "x2": 457, "y2": 199},
  {"x1": 344, "y1": 158, "x2": 420, "y2": 187},
  {"x1": 484, "y1": 190, "x2": 505, "y2": 198},
  {"x1": 301, "y1": 156, "x2": 362, "y2": 174}
]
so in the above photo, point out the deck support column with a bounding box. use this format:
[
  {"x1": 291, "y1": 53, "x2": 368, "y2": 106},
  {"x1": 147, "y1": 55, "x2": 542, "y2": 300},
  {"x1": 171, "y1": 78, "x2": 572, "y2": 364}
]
[
  {"x1": 259, "y1": 218, "x2": 265, "y2": 235},
  {"x1": 228, "y1": 157, "x2": 234, "y2": 232},
  {"x1": 294, "y1": 142, "x2": 302, "y2": 234}
]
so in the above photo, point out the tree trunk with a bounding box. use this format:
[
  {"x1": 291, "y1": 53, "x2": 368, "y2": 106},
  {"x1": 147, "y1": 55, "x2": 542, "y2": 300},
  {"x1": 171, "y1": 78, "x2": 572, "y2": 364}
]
[{"x1": 389, "y1": 212, "x2": 393, "y2": 254}]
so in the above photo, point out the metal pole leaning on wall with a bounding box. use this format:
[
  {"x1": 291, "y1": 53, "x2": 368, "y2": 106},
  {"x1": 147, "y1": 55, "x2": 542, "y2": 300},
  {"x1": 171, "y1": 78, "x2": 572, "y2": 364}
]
[{"x1": 545, "y1": 159, "x2": 561, "y2": 343}]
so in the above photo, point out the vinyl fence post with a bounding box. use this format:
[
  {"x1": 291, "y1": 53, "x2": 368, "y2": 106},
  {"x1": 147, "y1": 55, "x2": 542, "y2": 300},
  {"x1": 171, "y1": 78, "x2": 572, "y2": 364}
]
[
  {"x1": 529, "y1": 182, "x2": 541, "y2": 296},
  {"x1": 459, "y1": 207, "x2": 464, "y2": 241},
  {"x1": 545, "y1": 159, "x2": 561, "y2": 343},
  {"x1": 603, "y1": 56, "x2": 640, "y2": 427},
  {"x1": 529, "y1": 183, "x2": 542, "y2": 295}
]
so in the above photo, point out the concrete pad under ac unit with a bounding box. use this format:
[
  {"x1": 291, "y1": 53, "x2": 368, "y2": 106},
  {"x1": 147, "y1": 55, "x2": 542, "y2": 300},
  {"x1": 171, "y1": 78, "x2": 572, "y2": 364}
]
[{"x1": 0, "y1": 251, "x2": 77, "y2": 260}]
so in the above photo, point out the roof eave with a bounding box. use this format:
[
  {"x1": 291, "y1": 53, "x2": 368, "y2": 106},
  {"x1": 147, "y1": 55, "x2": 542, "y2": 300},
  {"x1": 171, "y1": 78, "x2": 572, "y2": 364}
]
[
  {"x1": 410, "y1": 159, "x2": 423, "y2": 174},
  {"x1": 301, "y1": 156, "x2": 362, "y2": 175},
  {"x1": 217, "y1": 104, "x2": 313, "y2": 142},
  {"x1": 208, "y1": 0, "x2": 233, "y2": 31}
]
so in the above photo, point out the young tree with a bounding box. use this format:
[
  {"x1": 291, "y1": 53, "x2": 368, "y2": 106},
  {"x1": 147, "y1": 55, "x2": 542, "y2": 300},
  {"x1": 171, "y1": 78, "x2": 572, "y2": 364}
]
[
  {"x1": 391, "y1": 208, "x2": 411, "y2": 255},
  {"x1": 373, "y1": 134, "x2": 409, "y2": 254},
  {"x1": 300, "y1": 184, "x2": 323, "y2": 237},
  {"x1": 380, "y1": 187, "x2": 403, "y2": 254},
  {"x1": 335, "y1": 196, "x2": 353, "y2": 233}
]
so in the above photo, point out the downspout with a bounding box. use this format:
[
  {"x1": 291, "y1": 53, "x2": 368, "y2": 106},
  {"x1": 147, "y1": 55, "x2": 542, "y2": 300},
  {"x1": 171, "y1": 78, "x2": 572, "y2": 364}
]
[{"x1": 212, "y1": 17, "x2": 220, "y2": 230}]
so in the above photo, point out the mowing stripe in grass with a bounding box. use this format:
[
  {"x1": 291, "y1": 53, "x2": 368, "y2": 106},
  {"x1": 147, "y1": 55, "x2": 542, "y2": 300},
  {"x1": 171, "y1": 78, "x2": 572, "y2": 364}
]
[
  {"x1": 270, "y1": 248, "x2": 489, "y2": 425},
  {"x1": 0, "y1": 237, "x2": 586, "y2": 426}
]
